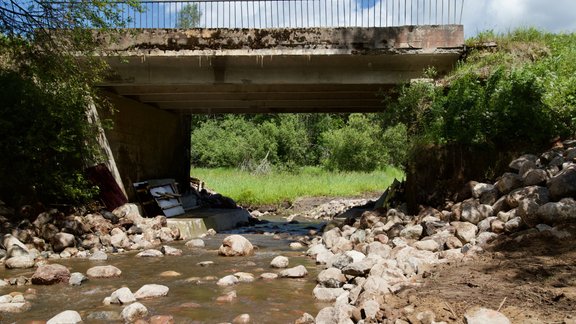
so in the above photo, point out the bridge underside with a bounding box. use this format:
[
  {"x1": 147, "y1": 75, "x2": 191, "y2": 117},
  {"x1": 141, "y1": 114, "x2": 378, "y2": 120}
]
[
  {"x1": 100, "y1": 26, "x2": 463, "y2": 114},
  {"x1": 96, "y1": 26, "x2": 464, "y2": 200}
]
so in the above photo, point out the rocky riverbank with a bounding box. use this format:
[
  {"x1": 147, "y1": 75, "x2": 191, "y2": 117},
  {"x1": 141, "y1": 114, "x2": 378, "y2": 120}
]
[{"x1": 294, "y1": 140, "x2": 576, "y2": 323}]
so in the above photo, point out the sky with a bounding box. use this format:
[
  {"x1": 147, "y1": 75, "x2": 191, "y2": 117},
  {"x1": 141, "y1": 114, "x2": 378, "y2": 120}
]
[
  {"x1": 125, "y1": 0, "x2": 576, "y2": 38},
  {"x1": 462, "y1": 0, "x2": 576, "y2": 37}
]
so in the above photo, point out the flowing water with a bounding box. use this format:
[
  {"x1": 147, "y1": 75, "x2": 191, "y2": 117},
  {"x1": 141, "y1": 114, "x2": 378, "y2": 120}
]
[{"x1": 0, "y1": 217, "x2": 330, "y2": 323}]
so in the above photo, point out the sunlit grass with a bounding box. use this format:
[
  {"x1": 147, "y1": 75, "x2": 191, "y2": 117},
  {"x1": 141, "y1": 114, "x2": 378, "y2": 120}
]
[{"x1": 191, "y1": 166, "x2": 404, "y2": 206}]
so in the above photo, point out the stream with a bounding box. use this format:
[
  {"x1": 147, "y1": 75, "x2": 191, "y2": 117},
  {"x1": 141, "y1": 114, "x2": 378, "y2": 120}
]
[{"x1": 0, "y1": 216, "x2": 330, "y2": 323}]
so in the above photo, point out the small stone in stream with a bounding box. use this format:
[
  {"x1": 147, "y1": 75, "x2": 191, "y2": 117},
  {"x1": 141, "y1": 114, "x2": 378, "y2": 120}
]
[
  {"x1": 185, "y1": 238, "x2": 206, "y2": 248},
  {"x1": 121, "y1": 302, "x2": 148, "y2": 323},
  {"x1": 270, "y1": 256, "x2": 289, "y2": 268},
  {"x1": 31, "y1": 264, "x2": 70, "y2": 285},
  {"x1": 464, "y1": 307, "x2": 511, "y2": 324},
  {"x1": 218, "y1": 235, "x2": 254, "y2": 257},
  {"x1": 232, "y1": 313, "x2": 251, "y2": 324},
  {"x1": 279, "y1": 265, "x2": 308, "y2": 278},
  {"x1": 89, "y1": 251, "x2": 108, "y2": 261},
  {"x1": 86, "y1": 311, "x2": 122, "y2": 321},
  {"x1": 234, "y1": 272, "x2": 255, "y2": 283},
  {"x1": 136, "y1": 249, "x2": 163, "y2": 257},
  {"x1": 86, "y1": 265, "x2": 122, "y2": 278},
  {"x1": 150, "y1": 315, "x2": 175, "y2": 324},
  {"x1": 5, "y1": 255, "x2": 35, "y2": 269},
  {"x1": 260, "y1": 273, "x2": 278, "y2": 280},
  {"x1": 197, "y1": 261, "x2": 214, "y2": 267},
  {"x1": 46, "y1": 310, "x2": 82, "y2": 324},
  {"x1": 295, "y1": 312, "x2": 315, "y2": 324},
  {"x1": 160, "y1": 271, "x2": 181, "y2": 277},
  {"x1": 161, "y1": 245, "x2": 182, "y2": 256},
  {"x1": 216, "y1": 290, "x2": 237, "y2": 303},
  {"x1": 290, "y1": 242, "x2": 305, "y2": 249},
  {"x1": 134, "y1": 284, "x2": 169, "y2": 299},
  {"x1": 69, "y1": 272, "x2": 87, "y2": 286},
  {"x1": 110, "y1": 287, "x2": 136, "y2": 304},
  {"x1": 217, "y1": 275, "x2": 239, "y2": 286},
  {"x1": 0, "y1": 301, "x2": 31, "y2": 313}
]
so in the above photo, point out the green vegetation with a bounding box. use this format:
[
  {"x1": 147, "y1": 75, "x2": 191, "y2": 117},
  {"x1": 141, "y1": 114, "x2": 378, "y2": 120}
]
[
  {"x1": 0, "y1": 1, "x2": 138, "y2": 205},
  {"x1": 386, "y1": 28, "x2": 576, "y2": 151},
  {"x1": 191, "y1": 113, "x2": 407, "y2": 173},
  {"x1": 192, "y1": 167, "x2": 404, "y2": 206},
  {"x1": 177, "y1": 4, "x2": 202, "y2": 28}
]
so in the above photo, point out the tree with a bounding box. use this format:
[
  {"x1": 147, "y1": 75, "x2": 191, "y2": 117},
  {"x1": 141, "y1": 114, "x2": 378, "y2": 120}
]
[
  {"x1": 177, "y1": 3, "x2": 201, "y2": 28},
  {"x1": 0, "y1": 1, "x2": 139, "y2": 205}
]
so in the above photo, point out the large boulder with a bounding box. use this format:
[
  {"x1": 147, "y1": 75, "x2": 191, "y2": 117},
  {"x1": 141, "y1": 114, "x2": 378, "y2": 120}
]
[
  {"x1": 52, "y1": 232, "x2": 76, "y2": 253},
  {"x1": 451, "y1": 222, "x2": 478, "y2": 244},
  {"x1": 460, "y1": 199, "x2": 493, "y2": 225},
  {"x1": 218, "y1": 235, "x2": 254, "y2": 256},
  {"x1": 279, "y1": 265, "x2": 308, "y2": 278},
  {"x1": 110, "y1": 287, "x2": 136, "y2": 304},
  {"x1": 5, "y1": 255, "x2": 35, "y2": 269},
  {"x1": 113, "y1": 203, "x2": 145, "y2": 226},
  {"x1": 270, "y1": 256, "x2": 289, "y2": 268},
  {"x1": 31, "y1": 264, "x2": 70, "y2": 285},
  {"x1": 317, "y1": 267, "x2": 346, "y2": 288},
  {"x1": 3, "y1": 234, "x2": 29, "y2": 258},
  {"x1": 537, "y1": 198, "x2": 576, "y2": 224},
  {"x1": 495, "y1": 173, "x2": 523, "y2": 195},
  {"x1": 547, "y1": 166, "x2": 576, "y2": 201}
]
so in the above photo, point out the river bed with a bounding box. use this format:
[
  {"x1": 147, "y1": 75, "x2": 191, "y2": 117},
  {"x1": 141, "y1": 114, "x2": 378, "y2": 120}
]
[{"x1": 1, "y1": 217, "x2": 329, "y2": 323}]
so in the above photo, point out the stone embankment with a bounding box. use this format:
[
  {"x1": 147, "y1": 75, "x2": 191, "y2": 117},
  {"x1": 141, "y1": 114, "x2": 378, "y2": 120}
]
[{"x1": 295, "y1": 140, "x2": 576, "y2": 323}]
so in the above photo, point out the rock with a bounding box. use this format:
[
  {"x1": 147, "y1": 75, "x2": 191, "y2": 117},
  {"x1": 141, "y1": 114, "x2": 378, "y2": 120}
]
[
  {"x1": 506, "y1": 186, "x2": 549, "y2": 208},
  {"x1": 270, "y1": 256, "x2": 289, "y2": 268},
  {"x1": 46, "y1": 310, "x2": 82, "y2": 324},
  {"x1": 361, "y1": 299, "x2": 380, "y2": 320},
  {"x1": 322, "y1": 228, "x2": 342, "y2": 249},
  {"x1": 150, "y1": 315, "x2": 175, "y2": 324},
  {"x1": 232, "y1": 313, "x2": 251, "y2": 324},
  {"x1": 52, "y1": 232, "x2": 76, "y2": 253},
  {"x1": 260, "y1": 273, "x2": 278, "y2": 279},
  {"x1": 504, "y1": 217, "x2": 524, "y2": 233},
  {"x1": 349, "y1": 229, "x2": 366, "y2": 244},
  {"x1": 400, "y1": 224, "x2": 423, "y2": 240},
  {"x1": 0, "y1": 301, "x2": 31, "y2": 313},
  {"x1": 234, "y1": 272, "x2": 255, "y2": 283},
  {"x1": 217, "y1": 275, "x2": 239, "y2": 286},
  {"x1": 136, "y1": 249, "x2": 164, "y2": 257},
  {"x1": 313, "y1": 285, "x2": 346, "y2": 301},
  {"x1": 134, "y1": 284, "x2": 169, "y2": 299},
  {"x1": 3, "y1": 234, "x2": 29, "y2": 257},
  {"x1": 359, "y1": 210, "x2": 382, "y2": 229},
  {"x1": 548, "y1": 166, "x2": 576, "y2": 201},
  {"x1": 197, "y1": 261, "x2": 214, "y2": 267},
  {"x1": 295, "y1": 312, "x2": 315, "y2": 324},
  {"x1": 452, "y1": 222, "x2": 478, "y2": 244},
  {"x1": 495, "y1": 173, "x2": 523, "y2": 194},
  {"x1": 316, "y1": 250, "x2": 335, "y2": 265},
  {"x1": 537, "y1": 198, "x2": 576, "y2": 224},
  {"x1": 523, "y1": 169, "x2": 548, "y2": 186},
  {"x1": 279, "y1": 265, "x2": 308, "y2": 278},
  {"x1": 161, "y1": 245, "x2": 182, "y2": 256},
  {"x1": 216, "y1": 290, "x2": 237, "y2": 302},
  {"x1": 460, "y1": 199, "x2": 493, "y2": 225},
  {"x1": 218, "y1": 235, "x2": 254, "y2": 256},
  {"x1": 110, "y1": 287, "x2": 136, "y2": 304},
  {"x1": 477, "y1": 217, "x2": 495, "y2": 233},
  {"x1": 86, "y1": 311, "x2": 122, "y2": 321},
  {"x1": 472, "y1": 183, "x2": 496, "y2": 199},
  {"x1": 86, "y1": 265, "x2": 122, "y2": 278},
  {"x1": 509, "y1": 154, "x2": 538, "y2": 171},
  {"x1": 464, "y1": 307, "x2": 510, "y2": 324},
  {"x1": 289, "y1": 242, "x2": 305, "y2": 249},
  {"x1": 315, "y1": 306, "x2": 336, "y2": 324},
  {"x1": 317, "y1": 267, "x2": 346, "y2": 288},
  {"x1": 185, "y1": 239, "x2": 205, "y2": 248},
  {"x1": 491, "y1": 220, "x2": 505, "y2": 233},
  {"x1": 110, "y1": 229, "x2": 130, "y2": 249},
  {"x1": 31, "y1": 264, "x2": 70, "y2": 285},
  {"x1": 121, "y1": 302, "x2": 148, "y2": 322},
  {"x1": 89, "y1": 251, "x2": 108, "y2": 261},
  {"x1": 113, "y1": 203, "x2": 145, "y2": 226},
  {"x1": 69, "y1": 272, "x2": 87, "y2": 286},
  {"x1": 5, "y1": 255, "x2": 35, "y2": 269},
  {"x1": 413, "y1": 239, "x2": 440, "y2": 252},
  {"x1": 366, "y1": 241, "x2": 392, "y2": 258},
  {"x1": 342, "y1": 259, "x2": 374, "y2": 276},
  {"x1": 476, "y1": 232, "x2": 499, "y2": 246}
]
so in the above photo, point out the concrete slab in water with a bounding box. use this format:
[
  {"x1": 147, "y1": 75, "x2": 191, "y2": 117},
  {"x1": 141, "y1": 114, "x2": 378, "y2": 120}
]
[{"x1": 167, "y1": 208, "x2": 251, "y2": 239}]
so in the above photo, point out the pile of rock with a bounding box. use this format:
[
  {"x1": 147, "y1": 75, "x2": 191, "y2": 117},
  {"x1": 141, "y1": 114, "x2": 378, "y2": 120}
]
[
  {"x1": 1, "y1": 203, "x2": 182, "y2": 269},
  {"x1": 298, "y1": 141, "x2": 576, "y2": 323},
  {"x1": 288, "y1": 198, "x2": 376, "y2": 220}
]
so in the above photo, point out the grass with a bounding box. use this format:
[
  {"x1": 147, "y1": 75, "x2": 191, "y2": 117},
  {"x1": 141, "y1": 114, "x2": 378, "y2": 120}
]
[{"x1": 191, "y1": 166, "x2": 404, "y2": 207}]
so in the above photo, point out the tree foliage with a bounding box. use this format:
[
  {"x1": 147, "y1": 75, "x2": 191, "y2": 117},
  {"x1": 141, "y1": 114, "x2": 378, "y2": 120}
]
[
  {"x1": 176, "y1": 4, "x2": 201, "y2": 28},
  {"x1": 0, "y1": 1, "x2": 139, "y2": 205}
]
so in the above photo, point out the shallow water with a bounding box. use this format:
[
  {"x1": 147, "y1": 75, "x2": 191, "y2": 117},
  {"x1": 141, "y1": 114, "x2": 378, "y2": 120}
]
[{"x1": 0, "y1": 218, "x2": 329, "y2": 323}]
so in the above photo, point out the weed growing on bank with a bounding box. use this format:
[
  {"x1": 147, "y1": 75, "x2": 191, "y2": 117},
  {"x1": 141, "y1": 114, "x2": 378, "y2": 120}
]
[{"x1": 191, "y1": 166, "x2": 404, "y2": 206}]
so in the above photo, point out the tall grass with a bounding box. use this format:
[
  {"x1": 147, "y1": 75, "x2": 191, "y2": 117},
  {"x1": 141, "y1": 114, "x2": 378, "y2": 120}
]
[{"x1": 191, "y1": 166, "x2": 404, "y2": 206}]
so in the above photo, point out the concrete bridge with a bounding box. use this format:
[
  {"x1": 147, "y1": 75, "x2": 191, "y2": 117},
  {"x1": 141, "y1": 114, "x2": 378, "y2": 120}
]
[{"x1": 97, "y1": 24, "x2": 464, "y2": 203}]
